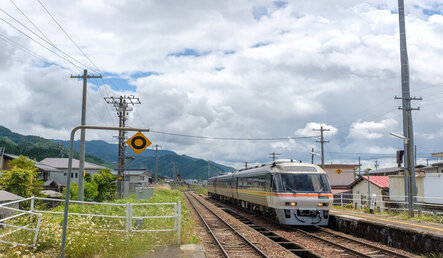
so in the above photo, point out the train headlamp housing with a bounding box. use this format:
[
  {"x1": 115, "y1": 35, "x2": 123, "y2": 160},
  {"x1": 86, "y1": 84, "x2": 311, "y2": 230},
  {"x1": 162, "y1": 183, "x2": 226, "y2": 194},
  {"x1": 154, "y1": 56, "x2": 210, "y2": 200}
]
[
  {"x1": 285, "y1": 202, "x2": 297, "y2": 206},
  {"x1": 318, "y1": 202, "x2": 328, "y2": 207}
]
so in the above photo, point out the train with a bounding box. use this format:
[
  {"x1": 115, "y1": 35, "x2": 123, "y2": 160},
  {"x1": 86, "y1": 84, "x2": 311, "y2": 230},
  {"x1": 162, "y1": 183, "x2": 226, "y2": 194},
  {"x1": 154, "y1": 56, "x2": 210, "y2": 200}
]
[{"x1": 207, "y1": 160, "x2": 333, "y2": 226}]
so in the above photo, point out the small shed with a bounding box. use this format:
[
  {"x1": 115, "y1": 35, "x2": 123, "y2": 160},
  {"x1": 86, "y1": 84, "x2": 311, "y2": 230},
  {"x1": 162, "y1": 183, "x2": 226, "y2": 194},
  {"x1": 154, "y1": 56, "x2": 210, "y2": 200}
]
[
  {"x1": 0, "y1": 190, "x2": 23, "y2": 219},
  {"x1": 350, "y1": 176, "x2": 389, "y2": 210}
]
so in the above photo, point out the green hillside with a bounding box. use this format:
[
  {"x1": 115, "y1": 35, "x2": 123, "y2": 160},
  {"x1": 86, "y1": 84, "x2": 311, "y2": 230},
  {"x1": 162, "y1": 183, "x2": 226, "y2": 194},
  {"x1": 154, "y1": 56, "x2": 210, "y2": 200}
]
[
  {"x1": 0, "y1": 125, "x2": 112, "y2": 167},
  {"x1": 0, "y1": 125, "x2": 234, "y2": 180}
]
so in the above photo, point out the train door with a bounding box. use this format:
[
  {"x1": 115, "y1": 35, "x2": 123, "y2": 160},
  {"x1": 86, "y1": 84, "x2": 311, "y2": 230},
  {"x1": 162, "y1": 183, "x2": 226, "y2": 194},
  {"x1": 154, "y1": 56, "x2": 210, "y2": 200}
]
[
  {"x1": 266, "y1": 173, "x2": 273, "y2": 205},
  {"x1": 234, "y1": 176, "x2": 239, "y2": 199}
]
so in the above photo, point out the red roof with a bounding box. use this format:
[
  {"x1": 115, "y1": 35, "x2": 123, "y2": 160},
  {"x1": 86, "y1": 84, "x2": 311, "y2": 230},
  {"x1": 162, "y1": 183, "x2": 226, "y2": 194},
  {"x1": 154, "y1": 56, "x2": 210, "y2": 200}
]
[{"x1": 362, "y1": 175, "x2": 389, "y2": 188}]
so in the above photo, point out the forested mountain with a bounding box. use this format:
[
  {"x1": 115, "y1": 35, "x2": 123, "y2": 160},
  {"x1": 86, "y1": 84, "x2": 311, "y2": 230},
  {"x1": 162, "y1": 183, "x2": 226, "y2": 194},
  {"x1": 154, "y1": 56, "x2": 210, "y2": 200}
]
[
  {"x1": 0, "y1": 125, "x2": 234, "y2": 180},
  {"x1": 58, "y1": 140, "x2": 234, "y2": 180},
  {"x1": 0, "y1": 125, "x2": 111, "y2": 166}
]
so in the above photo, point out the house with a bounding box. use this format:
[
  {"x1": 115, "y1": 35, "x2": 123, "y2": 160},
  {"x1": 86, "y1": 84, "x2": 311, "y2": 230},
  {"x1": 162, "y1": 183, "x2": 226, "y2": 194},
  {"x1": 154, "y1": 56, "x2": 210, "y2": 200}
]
[
  {"x1": 424, "y1": 161, "x2": 443, "y2": 174},
  {"x1": 350, "y1": 175, "x2": 389, "y2": 210},
  {"x1": 0, "y1": 190, "x2": 23, "y2": 219},
  {"x1": 322, "y1": 164, "x2": 358, "y2": 189},
  {"x1": 39, "y1": 158, "x2": 107, "y2": 185},
  {"x1": 112, "y1": 169, "x2": 152, "y2": 194},
  {"x1": 0, "y1": 153, "x2": 62, "y2": 181}
]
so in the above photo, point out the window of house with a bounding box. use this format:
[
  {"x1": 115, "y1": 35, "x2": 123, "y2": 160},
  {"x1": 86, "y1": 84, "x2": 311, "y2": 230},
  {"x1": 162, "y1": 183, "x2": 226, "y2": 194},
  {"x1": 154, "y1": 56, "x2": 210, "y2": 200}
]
[
  {"x1": 139, "y1": 176, "x2": 144, "y2": 180},
  {"x1": 75, "y1": 173, "x2": 78, "y2": 178},
  {"x1": 71, "y1": 173, "x2": 73, "y2": 178}
]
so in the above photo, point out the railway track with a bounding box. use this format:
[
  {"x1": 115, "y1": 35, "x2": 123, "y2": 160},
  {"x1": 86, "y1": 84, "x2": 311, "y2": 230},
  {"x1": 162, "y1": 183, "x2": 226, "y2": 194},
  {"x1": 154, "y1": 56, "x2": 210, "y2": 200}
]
[
  {"x1": 184, "y1": 192, "x2": 269, "y2": 258},
  {"x1": 206, "y1": 195, "x2": 415, "y2": 258},
  {"x1": 293, "y1": 227, "x2": 413, "y2": 258}
]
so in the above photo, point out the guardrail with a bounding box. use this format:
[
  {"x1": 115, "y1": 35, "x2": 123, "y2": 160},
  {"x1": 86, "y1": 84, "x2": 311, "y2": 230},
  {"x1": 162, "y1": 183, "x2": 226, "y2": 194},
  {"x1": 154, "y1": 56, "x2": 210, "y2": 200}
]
[
  {"x1": 333, "y1": 193, "x2": 443, "y2": 215},
  {"x1": 0, "y1": 196, "x2": 181, "y2": 248}
]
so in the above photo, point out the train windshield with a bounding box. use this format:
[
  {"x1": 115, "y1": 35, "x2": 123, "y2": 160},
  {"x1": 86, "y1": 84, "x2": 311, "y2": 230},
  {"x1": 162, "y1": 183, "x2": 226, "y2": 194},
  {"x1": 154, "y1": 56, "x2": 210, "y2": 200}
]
[{"x1": 280, "y1": 174, "x2": 331, "y2": 193}]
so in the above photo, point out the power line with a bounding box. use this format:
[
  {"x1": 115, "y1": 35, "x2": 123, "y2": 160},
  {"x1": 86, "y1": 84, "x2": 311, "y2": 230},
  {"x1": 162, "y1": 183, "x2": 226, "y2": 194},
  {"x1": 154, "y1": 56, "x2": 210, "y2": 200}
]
[
  {"x1": 35, "y1": 0, "x2": 101, "y2": 74},
  {"x1": 0, "y1": 15, "x2": 82, "y2": 72},
  {"x1": 148, "y1": 130, "x2": 319, "y2": 141}
]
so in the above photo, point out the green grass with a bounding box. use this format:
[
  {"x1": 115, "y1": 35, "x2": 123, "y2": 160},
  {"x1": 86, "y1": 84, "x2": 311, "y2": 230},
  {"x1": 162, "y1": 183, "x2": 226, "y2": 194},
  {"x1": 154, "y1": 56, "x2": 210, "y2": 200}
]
[{"x1": 0, "y1": 189, "x2": 198, "y2": 257}]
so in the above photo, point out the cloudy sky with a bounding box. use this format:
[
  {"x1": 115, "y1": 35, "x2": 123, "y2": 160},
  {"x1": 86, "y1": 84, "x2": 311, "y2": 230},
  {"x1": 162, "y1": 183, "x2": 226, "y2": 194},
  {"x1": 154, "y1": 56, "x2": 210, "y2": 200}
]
[{"x1": 0, "y1": 0, "x2": 442, "y2": 169}]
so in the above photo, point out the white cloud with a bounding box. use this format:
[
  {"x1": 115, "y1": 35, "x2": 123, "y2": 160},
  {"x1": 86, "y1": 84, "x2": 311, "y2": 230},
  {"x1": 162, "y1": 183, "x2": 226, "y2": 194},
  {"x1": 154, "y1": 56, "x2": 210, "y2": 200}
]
[
  {"x1": 295, "y1": 122, "x2": 338, "y2": 137},
  {"x1": 0, "y1": 1, "x2": 442, "y2": 167},
  {"x1": 349, "y1": 119, "x2": 398, "y2": 139}
]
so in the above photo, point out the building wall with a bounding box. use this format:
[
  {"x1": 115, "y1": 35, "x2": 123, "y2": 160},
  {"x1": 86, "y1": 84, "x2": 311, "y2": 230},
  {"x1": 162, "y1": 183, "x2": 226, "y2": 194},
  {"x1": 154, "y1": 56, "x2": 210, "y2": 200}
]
[
  {"x1": 49, "y1": 169, "x2": 102, "y2": 185},
  {"x1": 389, "y1": 175, "x2": 424, "y2": 202},
  {"x1": 423, "y1": 173, "x2": 443, "y2": 204},
  {"x1": 323, "y1": 165, "x2": 357, "y2": 187},
  {"x1": 352, "y1": 180, "x2": 384, "y2": 209},
  {"x1": 0, "y1": 202, "x2": 19, "y2": 220}
]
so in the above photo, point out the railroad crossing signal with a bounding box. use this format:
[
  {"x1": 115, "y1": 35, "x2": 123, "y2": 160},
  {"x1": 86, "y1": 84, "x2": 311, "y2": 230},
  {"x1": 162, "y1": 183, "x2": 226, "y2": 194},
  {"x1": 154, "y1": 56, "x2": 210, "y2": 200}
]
[
  {"x1": 126, "y1": 131, "x2": 151, "y2": 154},
  {"x1": 336, "y1": 169, "x2": 342, "y2": 174}
]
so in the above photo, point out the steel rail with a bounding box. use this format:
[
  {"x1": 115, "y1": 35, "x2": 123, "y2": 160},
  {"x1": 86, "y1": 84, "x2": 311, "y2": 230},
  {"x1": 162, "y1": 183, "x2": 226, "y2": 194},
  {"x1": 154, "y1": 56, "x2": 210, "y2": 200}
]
[
  {"x1": 313, "y1": 227, "x2": 412, "y2": 258},
  {"x1": 184, "y1": 192, "x2": 268, "y2": 258}
]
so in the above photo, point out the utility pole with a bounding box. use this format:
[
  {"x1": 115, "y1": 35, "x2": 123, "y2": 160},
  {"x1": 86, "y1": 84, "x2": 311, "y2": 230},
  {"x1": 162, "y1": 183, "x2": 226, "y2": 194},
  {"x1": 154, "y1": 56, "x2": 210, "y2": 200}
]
[
  {"x1": 154, "y1": 144, "x2": 160, "y2": 184},
  {"x1": 208, "y1": 160, "x2": 211, "y2": 180},
  {"x1": 269, "y1": 152, "x2": 280, "y2": 161},
  {"x1": 395, "y1": 0, "x2": 421, "y2": 217},
  {"x1": 104, "y1": 95, "x2": 141, "y2": 198},
  {"x1": 71, "y1": 69, "x2": 102, "y2": 201},
  {"x1": 311, "y1": 148, "x2": 314, "y2": 164},
  {"x1": 313, "y1": 126, "x2": 330, "y2": 169},
  {"x1": 358, "y1": 156, "x2": 361, "y2": 177},
  {"x1": 0, "y1": 146, "x2": 5, "y2": 170},
  {"x1": 58, "y1": 141, "x2": 65, "y2": 158},
  {"x1": 374, "y1": 160, "x2": 379, "y2": 170},
  {"x1": 244, "y1": 162, "x2": 248, "y2": 169}
]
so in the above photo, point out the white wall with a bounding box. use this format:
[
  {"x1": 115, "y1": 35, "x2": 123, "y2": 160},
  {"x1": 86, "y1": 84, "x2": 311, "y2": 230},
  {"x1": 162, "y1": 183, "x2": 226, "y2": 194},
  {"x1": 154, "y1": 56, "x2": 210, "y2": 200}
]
[{"x1": 423, "y1": 173, "x2": 443, "y2": 204}]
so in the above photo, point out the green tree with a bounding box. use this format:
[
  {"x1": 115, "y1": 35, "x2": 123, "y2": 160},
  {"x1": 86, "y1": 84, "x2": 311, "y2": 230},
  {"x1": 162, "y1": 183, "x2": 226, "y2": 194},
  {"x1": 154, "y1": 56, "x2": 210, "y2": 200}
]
[
  {"x1": 64, "y1": 181, "x2": 98, "y2": 201},
  {"x1": 0, "y1": 155, "x2": 42, "y2": 197},
  {"x1": 93, "y1": 168, "x2": 116, "y2": 202}
]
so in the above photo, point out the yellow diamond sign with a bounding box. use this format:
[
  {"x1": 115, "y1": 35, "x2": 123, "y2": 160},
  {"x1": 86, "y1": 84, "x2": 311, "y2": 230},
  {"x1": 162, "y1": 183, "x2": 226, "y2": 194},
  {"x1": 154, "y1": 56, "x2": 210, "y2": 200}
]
[
  {"x1": 336, "y1": 169, "x2": 342, "y2": 174},
  {"x1": 126, "y1": 131, "x2": 151, "y2": 154}
]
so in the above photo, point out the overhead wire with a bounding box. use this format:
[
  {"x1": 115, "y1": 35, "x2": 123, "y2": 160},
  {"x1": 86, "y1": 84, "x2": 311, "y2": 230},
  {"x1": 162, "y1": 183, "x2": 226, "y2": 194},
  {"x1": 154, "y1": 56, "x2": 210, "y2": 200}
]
[{"x1": 0, "y1": 15, "x2": 82, "y2": 72}]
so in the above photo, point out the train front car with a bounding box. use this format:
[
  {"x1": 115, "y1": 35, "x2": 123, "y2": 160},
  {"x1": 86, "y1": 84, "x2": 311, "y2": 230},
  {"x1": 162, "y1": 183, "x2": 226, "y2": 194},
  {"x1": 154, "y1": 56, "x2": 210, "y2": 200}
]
[{"x1": 270, "y1": 162, "x2": 333, "y2": 226}]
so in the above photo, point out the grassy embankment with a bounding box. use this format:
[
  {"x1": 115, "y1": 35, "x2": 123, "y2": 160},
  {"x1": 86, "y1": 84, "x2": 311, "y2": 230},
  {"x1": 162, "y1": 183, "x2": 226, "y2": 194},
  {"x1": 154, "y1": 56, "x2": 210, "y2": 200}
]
[{"x1": 0, "y1": 188, "x2": 198, "y2": 257}]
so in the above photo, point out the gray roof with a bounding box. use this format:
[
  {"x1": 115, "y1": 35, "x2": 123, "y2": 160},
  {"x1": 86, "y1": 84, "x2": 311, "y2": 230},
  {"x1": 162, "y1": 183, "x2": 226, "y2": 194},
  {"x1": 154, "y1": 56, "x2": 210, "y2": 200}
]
[
  {"x1": 40, "y1": 158, "x2": 106, "y2": 170},
  {"x1": 367, "y1": 167, "x2": 404, "y2": 175},
  {"x1": 3, "y1": 153, "x2": 62, "y2": 172},
  {"x1": 0, "y1": 190, "x2": 23, "y2": 202}
]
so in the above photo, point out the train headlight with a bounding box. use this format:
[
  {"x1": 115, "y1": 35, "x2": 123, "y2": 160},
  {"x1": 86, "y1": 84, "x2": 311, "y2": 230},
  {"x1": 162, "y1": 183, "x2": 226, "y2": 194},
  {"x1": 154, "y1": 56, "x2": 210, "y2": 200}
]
[
  {"x1": 285, "y1": 202, "x2": 297, "y2": 206},
  {"x1": 318, "y1": 202, "x2": 328, "y2": 207}
]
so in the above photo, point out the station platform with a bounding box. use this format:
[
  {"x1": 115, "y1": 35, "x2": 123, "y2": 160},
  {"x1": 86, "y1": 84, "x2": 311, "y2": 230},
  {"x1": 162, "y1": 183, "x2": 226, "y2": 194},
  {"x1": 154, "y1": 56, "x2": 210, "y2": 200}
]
[{"x1": 330, "y1": 208, "x2": 443, "y2": 255}]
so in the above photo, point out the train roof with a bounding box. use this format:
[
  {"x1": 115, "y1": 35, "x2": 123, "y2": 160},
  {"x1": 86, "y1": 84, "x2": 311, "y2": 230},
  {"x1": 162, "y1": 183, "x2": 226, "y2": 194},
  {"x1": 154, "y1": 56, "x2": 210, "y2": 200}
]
[{"x1": 236, "y1": 160, "x2": 325, "y2": 174}]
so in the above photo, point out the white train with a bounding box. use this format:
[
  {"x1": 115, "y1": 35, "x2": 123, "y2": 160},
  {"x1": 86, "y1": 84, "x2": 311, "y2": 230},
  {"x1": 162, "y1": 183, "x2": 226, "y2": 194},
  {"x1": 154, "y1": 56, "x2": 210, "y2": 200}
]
[{"x1": 208, "y1": 160, "x2": 333, "y2": 226}]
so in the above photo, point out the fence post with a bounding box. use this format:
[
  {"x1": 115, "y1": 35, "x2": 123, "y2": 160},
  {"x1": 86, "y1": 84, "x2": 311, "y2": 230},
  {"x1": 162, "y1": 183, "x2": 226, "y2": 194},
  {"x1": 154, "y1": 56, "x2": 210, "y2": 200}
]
[
  {"x1": 177, "y1": 201, "x2": 181, "y2": 245},
  {"x1": 126, "y1": 202, "x2": 130, "y2": 239},
  {"x1": 340, "y1": 193, "x2": 343, "y2": 207},
  {"x1": 30, "y1": 196, "x2": 35, "y2": 212}
]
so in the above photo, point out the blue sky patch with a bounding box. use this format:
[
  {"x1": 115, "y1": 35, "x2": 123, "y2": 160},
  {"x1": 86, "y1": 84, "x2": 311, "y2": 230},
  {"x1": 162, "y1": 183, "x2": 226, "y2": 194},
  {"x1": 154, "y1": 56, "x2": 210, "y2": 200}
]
[
  {"x1": 215, "y1": 66, "x2": 225, "y2": 71},
  {"x1": 224, "y1": 50, "x2": 235, "y2": 55},
  {"x1": 253, "y1": 6, "x2": 268, "y2": 20},
  {"x1": 274, "y1": 1, "x2": 287, "y2": 9},
  {"x1": 90, "y1": 71, "x2": 158, "y2": 92},
  {"x1": 168, "y1": 48, "x2": 209, "y2": 57},
  {"x1": 251, "y1": 42, "x2": 270, "y2": 48},
  {"x1": 423, "y1": 8, "x2": 442, "y2": 16}
]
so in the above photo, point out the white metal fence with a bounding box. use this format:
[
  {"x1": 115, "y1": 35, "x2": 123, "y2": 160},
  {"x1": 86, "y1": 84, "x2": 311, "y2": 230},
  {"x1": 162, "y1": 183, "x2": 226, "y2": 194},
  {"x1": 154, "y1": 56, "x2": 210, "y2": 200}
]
[
  {"x1": 334, "y1": 193, "x2": 443, "y2": 215},
  {"x1": 0, "y1": 196, "x2": 181, "y2": 248}
]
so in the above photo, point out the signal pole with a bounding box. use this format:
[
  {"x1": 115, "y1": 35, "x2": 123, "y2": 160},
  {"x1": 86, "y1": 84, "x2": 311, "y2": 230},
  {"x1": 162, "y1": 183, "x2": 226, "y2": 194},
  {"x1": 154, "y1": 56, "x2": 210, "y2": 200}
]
[
  {"x1": 313, "y1": 126, "x2": 330, "y2": 169},
  {"x1": 244, "y1": 162, "x2": 248, "y2": 168},
  {"x1": 269, "y1": 152, "x2": 280, "y2": 161},
  {"x1": 71, "y1": 69, "x2": 102, "y2": 201},
  {"x1": 395, "y1": 0, "x2": 421, "y2": 217},
  {"x1": 154, "y1": 144, "x2": 160, "y2": 184},
  {"x1": 104, "y1": 95, "x2": 140, "y2": 198}
]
